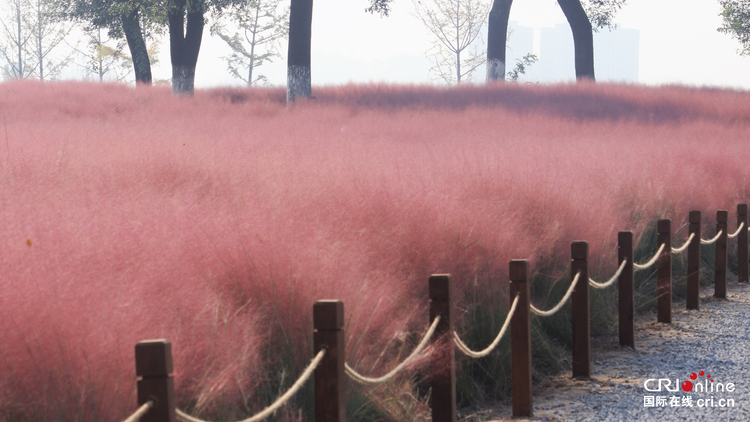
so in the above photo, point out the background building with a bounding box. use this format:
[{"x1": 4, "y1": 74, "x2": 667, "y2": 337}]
[{"x1": 508, "y1": 22, "x2": 639, "y2": 83}]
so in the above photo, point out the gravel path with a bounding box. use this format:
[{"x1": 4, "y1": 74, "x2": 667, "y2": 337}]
[{"x1": 487, "y1": 280, "x2": 750, "y2": 421}]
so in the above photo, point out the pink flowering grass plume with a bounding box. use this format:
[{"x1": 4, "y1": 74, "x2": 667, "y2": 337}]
[{"x1": 0, "y1": 80, "x2": 749, "y2": 420}]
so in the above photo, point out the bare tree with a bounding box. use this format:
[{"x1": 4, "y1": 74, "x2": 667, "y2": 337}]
[
  {"x1": 0, "y1": 0, "x2": 33, "y2": 78},
  {"x1": 74, "y1": 28, "x2": 130, "y2": 82},
  {"x1": 29, "y1": 0, "x2": 71, "y2": 80},
  {"x1": 86, "y1": 28, "x2": 131, "y2": 81},
  {"x1": 413, "y1": 0, "x2": 490, "y2": 84},
  {"x1": 66, "y1": 26, "x2": 160, "y2": 83},
  {"x1": 0, "y1": 0, "x2": 71, "y2": 80},
  {"x1": 211, "y1": 0, "x2": 288, "y2": 86}
]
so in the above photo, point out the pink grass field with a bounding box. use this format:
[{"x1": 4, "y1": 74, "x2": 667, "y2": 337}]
[{"x1": 1, "y1": 80, "x2": 750, "y2": 421}]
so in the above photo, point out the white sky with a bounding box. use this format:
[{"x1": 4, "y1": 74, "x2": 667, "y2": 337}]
[{"x1": 147, "y1": 0, "x2": 750, "y2": 90}]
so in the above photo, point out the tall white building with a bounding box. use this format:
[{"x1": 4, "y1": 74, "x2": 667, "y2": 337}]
[
  {"x1": 593, "y1": 27, "x2": 640, "y2": 82},
  {"x1": 508, "y1": 22, "x2": 639, "y2": 83},
  {"x1": 506, "y1": 22, "x2": 535, "y2": 78}
]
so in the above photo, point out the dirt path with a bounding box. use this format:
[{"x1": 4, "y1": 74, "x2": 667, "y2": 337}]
[{"x1": 481, "y1": 280, "x2": 750, "y2": 421}]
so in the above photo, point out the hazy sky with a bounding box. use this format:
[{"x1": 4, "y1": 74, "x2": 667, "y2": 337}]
[{"x1": 151, "y1": 0, "x2": 750, "y2": 90}]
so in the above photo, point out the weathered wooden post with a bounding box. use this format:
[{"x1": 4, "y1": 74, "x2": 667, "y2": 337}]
[
  {"x1": 657, "y1": 219, "x2": 672, "y2": 323},
  {"x1": 618, "y1": 231, "x2": 634, "y2": 348},
  {"x1": 687, "y1": 211, "x2": 701, "y2": 310},
  {"x1": 571, "y1": 241, "x2": 590, "y2": 378},
  {"x1": 509, "y1": 260, "x2": 532, "y2": 417},
  {"x1": 429, "y1": 275, "x2": 456, "y2": 422},
  {"x1": 715, "y1": 211, "x2": 728, "y2": 299},
  {"x1": 135, "y1": 339, "x2": 176, "y2": 422},
  {"x1": 738, "y1": 204, "x2": 748, "y2": 284},
  {"x1": 314, "y1": 300, "x2": 345, "y2": 422}
]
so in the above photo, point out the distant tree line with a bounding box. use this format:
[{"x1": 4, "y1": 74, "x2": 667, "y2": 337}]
[
  {"x1": 0, "y1": 0, "x2": 628, "y2": 99},
  {"x1": 7, "y1": 0, "x2": 750, "y2": 101},
  {"x1": 0, "y1": 0, "x2": 287, "y2": 94}
]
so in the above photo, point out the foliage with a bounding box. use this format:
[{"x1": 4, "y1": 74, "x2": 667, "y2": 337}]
[
  {"x1": 412, "y1": 0, "x2": 490, "y2": 83},
  {"x1": 63, "y1": 0, "x2": 165, "y2": 84},
  {"x1": 1, "y1": 81, "x2": 750, "y2": 420},
  {"x1": 78, "y1": 28, "x2": 131, "y2": 81},
  {"x1": 581, "y1": 0, "x2": 627, "y2": 32},
  {"x1": 367, "y1": 0, "x2": 392, "y2": 16},
  {"x1": 210, "y1": 0, "x2": 288, "y2": 86},
  {"x1": 506, "y1": 53, "x2": 537, "y2": 82},
  {"x1": 64, "y1": 0, "x2": 161, "y2": 39},
  {"x1": 719, "y1": 0, "x2": 750, "y2": 55},
  {"x1": 70, "y1": 28, "x2": 160, "y2": 83}
]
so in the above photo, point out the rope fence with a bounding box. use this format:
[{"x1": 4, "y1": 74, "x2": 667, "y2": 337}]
[
  {"x1": 175, "y1": 349, "x2": 325, "y2": 422},
  {"x1": 729, "y1": 221, "x2": 746, "y2": 239},
  {"x1": 454, "y1": 295, "x2": 519, "y2": 358},
  {"x1": 632, "y1": 243, "x2": 665, "y2": 270},
  {"x1": 701, "y1": 230, "x2": 723, "y2": 245},
  {"x1": 530, "y1": 272, "x2": 581, "y2": 316},
  {"x1": 345, "y1": 315, "x2": 440, "y2": 384},
  {"x1": 122, "y1": 401, "x2": 153, "y2": 422},
  {"x1": 124, "y1": 205, "x2": 749, "y2": 422},
  {"x1": 589, "y1": 259, "x2": 627, "y2": 289},
  {"x1": 671, "y1": 232, "x2": 695, "y2": 254}
]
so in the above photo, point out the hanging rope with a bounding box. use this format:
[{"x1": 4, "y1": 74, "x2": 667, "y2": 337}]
[
  {"x1": 701, "y1": 230, "x2": 724, "y2": 245},
  {"x1": 345, "y1": 315, "x2": 441, "y2": 384},
  {"x1": 633, "y1": 243, "x2": 666, "y2": 271},
  {"x1": 122, "y1": 401, "x2": 154, "y2": 422},
  {"x1": 175, "y1": 349, "x2": 326, "y2": 422},
  {"x1": 728, "y1": 222, "x2": 745, "y2": 239},
  {"x1": 453, "y1": 295, "x2": 520, "y2": 358},
  {"x1": 671, "y1": 233, "x2": 695, "y2": 254},
  {"x1": 530, "y1": 271, "x2": 581, "y2": 317},
  {"x1": 588, "y1": 259, "x2": 628, "y2": 289}
]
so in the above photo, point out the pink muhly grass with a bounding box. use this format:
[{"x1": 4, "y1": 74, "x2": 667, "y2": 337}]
[{"x1": 0, "y1": 80, "x2": 749, "y2": 419}]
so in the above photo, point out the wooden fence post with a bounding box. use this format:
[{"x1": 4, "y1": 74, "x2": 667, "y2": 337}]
[
  {"x1": 314, "y1": 300, "x2": 345, "y2": 422},
  {"x1": 618, "y1": 231, "x2": 634, "y2": 348},
  {"x1": 657, "y1": 219, "x2": 672, "y2": 324},
  {"x1": 509, "y1": 260, "x2": 532, "y2": 417},
  {"x1": 715, "y1": 210, "x2": 728, "y2": 299},
  {"x1": 738, "y1": 204, "x2": 748, "y2": 284},
  {"x1": 571, "y1": 241, "x2": 590, "y2": 378},
  {"x1": 687, "y1": 211, "x2": 701, "y2": 310},
  {"x1": 429, "y1": 275, "x2": 456, "y2": 422},
  {"x1": 135, "y1": 339, "x2": 176, "y2": 422}
]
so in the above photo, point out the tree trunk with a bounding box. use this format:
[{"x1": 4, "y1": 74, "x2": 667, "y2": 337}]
[
  {"x1": 287, "y1": 0, "x2": 312, "y2": 102},
  {"x1": 455, "y1": 13, "x2": 460, "y2": 83},
  {"x1": 98, "y1": 29, "x2": 104, "y2": 81},
  {"x1": 557, "y1": 0, "x2": 595, "y2": 81},
  {"x1": 169, "y1": 0, "x2": 204, "y2": 95},
  {"x1": 486, "y1": 0, "x2": 513, "y2": 82},
  {"x1": 16, "y1": 0, "x2": 22, "y2": 78},
  {"x1": 38, "y1": 18, "x2": 43, "y2": 80},
  {"x1": 37, "y1": 0, "x2": 43, "y2": 81},
  {"x1": 122, "y1": 8, "x2": 152, "y2": 85},
  {"x1": 248, "y1": 8, "x2": 258, "y2": 86},
  {"x1": 456, "y1": 50, "x2": 461, "y2": 83}
]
